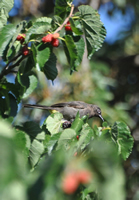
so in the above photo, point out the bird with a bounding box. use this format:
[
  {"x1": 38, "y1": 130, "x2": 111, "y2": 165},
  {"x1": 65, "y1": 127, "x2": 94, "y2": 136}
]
[{"x1": 23, "y1": 101, "x2": 104, "y2": 122}]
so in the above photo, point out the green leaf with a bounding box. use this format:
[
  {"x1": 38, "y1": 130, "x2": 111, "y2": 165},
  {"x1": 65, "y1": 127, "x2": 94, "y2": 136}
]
[
  {"x1": 54, "y1": 0, "x2": 72, "y2": 18},
  {"x1": 0, "y1": 24, "x2": 16, "y2": 57},
  {"x1": 78, "y1": 5, "x2": 106, "y2": 59},
  {"x1": 20, "y1": 55, "x2": 35, "y2": 74},
  {"x1": 74, "y1": 37, "x2": 85, "y2": 67},
  {"x1": 36, "y1": 43, "x2": 50, "y2": 69},
  {"x1": 46, "y1": 132, "x2": 61, "y2": 154},
  {"x1": 5, "y1": 21, "x2": 27, "y2": 59},
  {"x1": 51, "y1": 15, "x2": 63, "y2": 30},
  {"x1": 21, "y1": 121, "x2": 45, "y2": 141},
  {"x1": 77, "y1": 123, "x2": 95, "y2": 151},
  {"x1": 71, "y1": 112, "x2": 84, "y2": 133},
  {"x1": 89, "y1": 140, "x2": 125, "y2": 200},
  {"x1": 23, "y1": 74, "x2": 38, "y2": 99},
  {"x1": 14, "y1": 129, "x2": 30, "y2": 159},
  {"x1": 43, "y1": 52, "x2": 58, "y2": 81},
  {"x1": 69, "y1": 18, "x2": 83, "y2": 35},
  {"x1": 0, "y1": 0, "x2": 14, "y2": 30},
  {"x1": 45, "y1": 112, "x2": 63, "y2": 135},
  {"x1": 111, "y1": 121, "x2": 134, "y2": 160},
  {"x1": 63, "y1": 35, "x2": 78, "y2": 71},
  {"x1": 16, "y1": 121, "x2": 45, "y2": 168},
  {"x1": 36, "y1": 17, "x2": 52, "y2": 24},
  {"x1": 25, "y1": 22, "x2": 51, "y2": 42},
  {"x1": 8, "y1": 93, "x2": 18, "y2": 117},
  {"x1": 0, "y1": 86, "x2": 17, "y2": 118},
  {"x1": 57, "y1": 128, "x2": 76, "y2": 150},
  {"x1": 29, "y1": 139, "x2": 44, "y2": 168},
  {"x1": 0, "y1": 120, "x2": 27, "y2": 191},
  {"x1": 15, "y1": 58, "x2": 37, "y2": 100}
]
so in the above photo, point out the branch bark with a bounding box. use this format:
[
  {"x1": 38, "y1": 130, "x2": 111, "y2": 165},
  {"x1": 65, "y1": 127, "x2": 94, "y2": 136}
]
[{"x1": 54, "y1": 4, "x2": 74, "y2": 33}]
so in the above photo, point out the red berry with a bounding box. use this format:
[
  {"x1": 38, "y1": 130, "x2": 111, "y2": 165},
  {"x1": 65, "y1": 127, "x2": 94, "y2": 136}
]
[
  {"x1": 65, "y1": 21, "x2": 72, "y2": 31},
  {"x1": 76, "y1": 135, "x2": 79, "y2": 140},
  {"x1": 62, "y1": 172, "x2": 79, "y2": 194},
  {"x1": 22, "y1": 46, "x2": 29, "y2": 56},
  {"x1": 51, "y1": 38, "x2": 59, "y2": 47},
  {"x1": 16, "y1": 34, "x2": 26, "y2": 43},
  {"x1": 77, "y1": 170, "x2": 92, "y2": 184},
  {"x1": 52, "y1": 33, "x2": 60, "y2": 39},
  {"x1": 42, "y1": 34, "x2": 53, "y2": 43}
]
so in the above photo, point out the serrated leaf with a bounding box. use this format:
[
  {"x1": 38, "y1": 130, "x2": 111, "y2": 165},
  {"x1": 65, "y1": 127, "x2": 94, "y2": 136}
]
[
  {"x1": 22, "y1": 121, "x2": 45, "y2": 141},
  {"x1": 78, "y1": 5, "x2": 106, "y2": 59},
  {"x1": 0, "y1": 24, "x2": 16, "y2": 57},
  {"x1": 57, "y1": 128, "x2": 76, "y2": 150},
  {"x1": 111, "y1": 121, "x2": 134, "y2": 160},
  {"x1": 29, "y1": 139, "x2": 44, "y2": 168},
  {"x1": 45, "y1": 112, "x2": 63, "y2": 135},
  {"x1": 14, "y1": 129, "x2": 30, "y2": 159},
  {"x1": 54, "y1": 0, "x2": 72, "y2": 18},
  {"x1": 77, "y1": 123, "x2": 95, "y2": 151},
  {"x1": 6, "y1": 21, "x2": 27, "y2": 59},
  {"x1": 36, "y1": 43, "x2": 50, "y2": 69},
  {"x1": 23, "y1": 74, "x2": 38, "y2": 99},
  {"x1": 16, "y1": 121, "x2": 45, "y2": 168},
  {"x1": 46, "y1": 132, "x2": 61, "y2": 155},
  {"x1": 15, "y1": 58, "x2": 37, "y2": 100},
  {"x1": 71, "y1": 112, "x2": 84, "y2": 133},
  {"x1": 43, "y1": 52, "x2": 58, "y2": 81},
  {"x1": 36, "y1": 17, "x2": 52, "y2": 23},
  {"x1": 74, "y1": 37, "x2": 85, "y2": 67},
  {"x1": 69, "y1": 18, "x2": 83, "y2": 35},
  {"x1": 51, "y1": 15, "x2": 63, "y2": 30},
  {"x1": 25, "y1": 22, "x2": 51, "y2": 42},
  {"x1": 0, "y1": 0, "x2": 14, "y2": 30},
  {"x1": 63, "y1": 35, "x2": 78, "y2": 70},
  {"x1": 20, "y1": 55, "x2": 35, "y2": 74}
]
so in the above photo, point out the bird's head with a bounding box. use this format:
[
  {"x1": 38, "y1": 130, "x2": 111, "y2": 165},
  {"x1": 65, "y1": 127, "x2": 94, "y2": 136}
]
[{"x1": 92, "y1": 105, "x2": 104, "y2": 121}]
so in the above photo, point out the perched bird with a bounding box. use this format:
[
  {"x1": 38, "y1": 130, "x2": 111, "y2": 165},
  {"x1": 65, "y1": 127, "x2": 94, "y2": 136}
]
[{"x1": 23, "y1": 101, "x2": 104, "y2": 122}]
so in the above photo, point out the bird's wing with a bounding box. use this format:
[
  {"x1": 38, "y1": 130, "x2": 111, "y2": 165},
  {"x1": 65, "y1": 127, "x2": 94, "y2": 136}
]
[{"x1": 51, "y1": 101, "x2": 86, "y2": 109}]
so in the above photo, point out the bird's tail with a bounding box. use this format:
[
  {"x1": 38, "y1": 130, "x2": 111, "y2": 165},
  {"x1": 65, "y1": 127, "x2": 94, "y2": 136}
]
[{"x1": 23, "y1": 104, "x2": 53, "y2": 110}]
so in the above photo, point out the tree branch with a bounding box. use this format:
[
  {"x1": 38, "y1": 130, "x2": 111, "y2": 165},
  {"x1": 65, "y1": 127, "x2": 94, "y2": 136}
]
[
  {"x1": 54, "y1": 4, "x2": 74, "y2": 33},
  {"x1": 0, "y1": 54, "x2": 28, "y2": 80}
]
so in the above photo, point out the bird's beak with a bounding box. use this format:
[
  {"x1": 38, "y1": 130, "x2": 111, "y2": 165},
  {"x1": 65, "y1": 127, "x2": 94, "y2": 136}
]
[{"x1": 98, "y1": 114, "x2": 104, "y2": 121}]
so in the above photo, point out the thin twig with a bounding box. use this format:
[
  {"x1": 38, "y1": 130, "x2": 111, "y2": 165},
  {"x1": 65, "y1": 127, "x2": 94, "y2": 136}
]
[
  {"x1": 4, "y1": 52, "x2": 22, "y2": 71},
  {"x1": 0, "y1": 55, "x2": 27, "y2": 80},
  {"x1": 0, "y1": 52, "x2": 23, "y2": 80},
  {"x1": 54, "y1": 4, "x2": 74, "y2": 33}
]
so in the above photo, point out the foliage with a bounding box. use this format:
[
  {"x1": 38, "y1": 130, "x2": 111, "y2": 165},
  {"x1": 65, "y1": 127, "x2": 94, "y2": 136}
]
[{"x1": 0, "y1": 0, "x2": 134, "y2": 200}]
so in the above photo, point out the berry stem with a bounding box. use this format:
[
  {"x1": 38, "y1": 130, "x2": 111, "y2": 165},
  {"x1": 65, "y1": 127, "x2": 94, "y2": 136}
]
[
  {"x1": 72, "y1": 16, "x2": 80, "y2": 19},
  {"x1": 58, "y1": 37, "x2": 65, "y2": 41},
  {"x1": 54, "y1": 4, "x2": 74, "y2": 34}
]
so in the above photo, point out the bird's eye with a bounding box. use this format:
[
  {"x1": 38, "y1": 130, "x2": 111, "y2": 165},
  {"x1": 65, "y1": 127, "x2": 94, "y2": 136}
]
[{"x1": 97, "y1": 110, "x2": 101, "y2": 114}]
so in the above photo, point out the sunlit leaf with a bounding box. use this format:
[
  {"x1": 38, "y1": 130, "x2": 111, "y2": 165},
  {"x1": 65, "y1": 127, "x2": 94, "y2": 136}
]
[{"x1": 111, "y1": 121, "x2": 134, "y2": 160}]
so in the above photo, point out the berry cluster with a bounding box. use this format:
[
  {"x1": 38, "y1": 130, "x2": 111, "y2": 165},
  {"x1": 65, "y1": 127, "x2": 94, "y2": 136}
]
[
  {"x1": 65, "y1": 21, "x2": 72, "y2": 31},
  {"x1": 42, "y1": 33, "x2": 60, "y2": 47},
  {"x1": 16, "y1": 34, "x2": 26, "y2": 44},
  {"x1": 16, "y1": 34, "x2": 29, "y2": 56},
  {"x1": 62, "y1": 169, "x2": 92, "y2": 194},
  {"x1": 16, "y1": 20, "x2": 74, "y2": 56}
]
